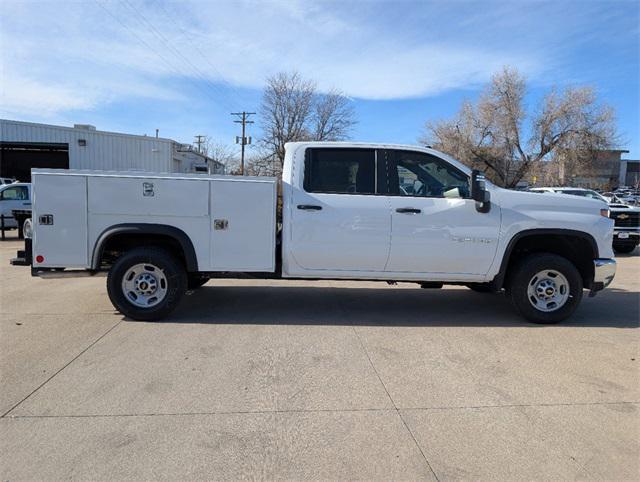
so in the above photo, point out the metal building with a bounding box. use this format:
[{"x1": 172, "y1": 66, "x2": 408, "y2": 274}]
[{"x1": 0, "y1": 119, "x2": 225, "y2": 181}]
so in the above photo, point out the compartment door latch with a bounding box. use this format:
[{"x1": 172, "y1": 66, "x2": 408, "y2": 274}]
[
  {"x1": 214, "y1": 219, "x2": 229, "y2": 230},
  {"x1": 39, "y1": 214, "x2": 54, "y2": 225}
]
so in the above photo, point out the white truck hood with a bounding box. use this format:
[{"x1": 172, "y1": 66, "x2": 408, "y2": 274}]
[{"x1": 495, "y1": 188, "x2": 608, "y2": 213}]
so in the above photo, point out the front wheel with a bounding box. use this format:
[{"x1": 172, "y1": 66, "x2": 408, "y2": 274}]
[
  {"x1": 107, "y1": 247, "x2": 187, "y2": 320},
  {"x1": 506, "y1": 253, "x2": 583, "y2": 324}
]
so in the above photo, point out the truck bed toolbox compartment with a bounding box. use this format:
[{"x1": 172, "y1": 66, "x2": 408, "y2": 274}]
[
  {"x1": 88, "y1": 177, "x2": 209, "y2": 217},
  {"x1": 32, "y1": 173, "x2": 88, "y2": 268},
  {"x1": 209, "y1": 178, "x2": 276, "y2": 272}
]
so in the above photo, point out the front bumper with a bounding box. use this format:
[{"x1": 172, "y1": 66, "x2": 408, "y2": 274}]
[
  {"x1": 589, "y1": 258, "x2": 616, "y2": 296},
  {"x1": 613, "y1": 229, "x2": 640, "y2": 240}
]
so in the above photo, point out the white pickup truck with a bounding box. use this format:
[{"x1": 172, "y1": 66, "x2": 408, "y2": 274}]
[{"x1": 11, "y1": 142, "x2": 616, "y2": 323}]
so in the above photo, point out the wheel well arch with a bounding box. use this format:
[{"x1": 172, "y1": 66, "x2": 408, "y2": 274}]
[
  {"x1": 92, "y1": 224, "x2": 198, "y2": 272},
  {"x1": 494, "y1": 229, "x2": 598, "y2": 290}
]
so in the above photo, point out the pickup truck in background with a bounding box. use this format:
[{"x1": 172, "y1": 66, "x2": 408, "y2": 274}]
[
  {"x1": 0, "y1": 182, "x2": 31, "y2": 229},
  {"x1": 11, "y1": 142, "x2": 616, "y2": 323},
  {"x1": 529, "y1": 187, "x2": 640, "y2": 254}
]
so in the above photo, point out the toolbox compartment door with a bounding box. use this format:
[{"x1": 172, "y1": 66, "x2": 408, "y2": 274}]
[
  {"x1": 33, "y1": 174, "x2": 88, "y2": 268},
  {"x1": 210, "y1": 179, "x2": 276, "y2": 272},
  {"x1": 87, "y1": 177, "x2": 209, "y2": 217}
]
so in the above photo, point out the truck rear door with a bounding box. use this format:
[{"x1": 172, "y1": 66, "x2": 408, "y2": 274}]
[{"x1": 287, "y1": 148, "x2": 391, "y2": 272}]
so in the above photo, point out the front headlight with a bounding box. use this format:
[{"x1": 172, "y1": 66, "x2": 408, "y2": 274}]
[
  {"x1": 600, "y1": 208, "x2": 610, "y2": 218},
  {"x1": 23, "y1": 218, "x2": 33, "y2": 239}
]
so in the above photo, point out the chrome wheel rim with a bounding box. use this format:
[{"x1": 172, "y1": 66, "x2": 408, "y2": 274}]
[
  {"x1": 121, "y1": 263, "x2": 167, "y2": 308},
  {"x1": 527, "y1": 269, "x2": 570, "y2": 312}
]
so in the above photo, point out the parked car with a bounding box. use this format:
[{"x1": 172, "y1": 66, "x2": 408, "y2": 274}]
[
  {"x1": 613, "y1": 188, "x2": 640, "y2": 206},
  {"x1": 601, "y1": 192, "x2": 625, "y2": 204},
  {"x1": 0, "y1": 183, "x2": 31, "y2": 229},
  {"x1": 11, "y1": 143, "x2": 616, "y2": 324},
  {"x1": 529, "y1": 187, "x2": 639, "y2": 254},
  {"x1": 0, "y1": 177, "x2": 17, "y2": 185}
]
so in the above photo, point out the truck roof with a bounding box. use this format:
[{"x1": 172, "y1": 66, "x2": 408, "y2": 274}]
[{"x1": 284, "y1": 141, "x2": 472, "y2": 175}]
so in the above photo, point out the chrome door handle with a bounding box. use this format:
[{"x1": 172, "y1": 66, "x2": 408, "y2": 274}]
[{"x1": 396, "y1": 207, "x2": 421, "y2": 214}]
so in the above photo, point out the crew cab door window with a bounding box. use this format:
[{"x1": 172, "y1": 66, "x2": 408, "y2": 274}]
[
  {"x1": 388, "y1": 151, "x2": 470, "y2": 199},
  {"x1": 304, "y1": 148, "x2": 376, "y2": 194},
  {"x1": 287, "y1": 148, "x2": 391, "y2": 273}
]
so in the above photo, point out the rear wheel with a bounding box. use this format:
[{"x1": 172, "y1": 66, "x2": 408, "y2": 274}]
[
  {"x1": 506, "y1": 253, "x2": 583, "y2": 324},
  {"x1": 107, "y1": 247, "x2": 186, "y2": 320}
]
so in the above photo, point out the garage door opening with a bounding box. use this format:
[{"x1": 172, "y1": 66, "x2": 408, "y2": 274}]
[{"x1": 0, "y1": 142, "x2": 70, "y2": 182}]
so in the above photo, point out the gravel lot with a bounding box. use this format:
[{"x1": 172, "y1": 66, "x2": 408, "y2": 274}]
[{"x1": 1, "y1": 239, "x2": 638, "y2": 480}]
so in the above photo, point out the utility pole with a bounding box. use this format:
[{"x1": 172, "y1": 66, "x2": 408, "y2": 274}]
[
  {"x1": 231, "y1": 112, "x2": 255, "y2": 175},
  {"x1": 194, "y1": 135, "x2": 206, "y2": 153}
]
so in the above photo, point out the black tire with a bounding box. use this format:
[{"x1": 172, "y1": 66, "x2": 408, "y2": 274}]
[
  {"x1": 466, "y1": 283, "x2": 496, "y2": 293},
  {"x1": 506, "y1": 253, "x2": 583, "y2": 324},
  {"x1": 187, "y1": 275, "x2": 208, "y2": 290},
  {"x1": 613, "y1": 242, "x2": 637, "y2": 254},
  {"x1": 107, "y1": 247, "x2": 187, "y2": 321}
]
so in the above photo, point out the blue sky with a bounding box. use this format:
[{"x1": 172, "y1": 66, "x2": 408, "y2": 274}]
[{"x1": 1, "y1": 0, "x2": 638, "y2": 158}]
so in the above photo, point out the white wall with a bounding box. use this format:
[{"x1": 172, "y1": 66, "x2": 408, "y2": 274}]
[{"x1": 1, "y1": 119, "x2": 175, "y2": 173}]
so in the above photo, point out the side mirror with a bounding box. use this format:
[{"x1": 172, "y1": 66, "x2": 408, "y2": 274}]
[{"x1": 471, "y1": 170, "x2": 491, "y2": 213}]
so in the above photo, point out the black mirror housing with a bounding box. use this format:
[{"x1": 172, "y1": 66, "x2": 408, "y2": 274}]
[{"x1": 471, "y1": 169, "x2": 491, "y2": 213}]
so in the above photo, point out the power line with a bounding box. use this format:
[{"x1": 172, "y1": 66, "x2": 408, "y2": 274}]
[
  {"x1": 118, "y1": 0, "x2": 236, "y2": 112},
  {"x1": 231, "y1": 112, "x2": 255, "y2": 175},
  {"x1": 93, "y1": 0, "x2": 234, "y2": 112},
  {"x1": 153, "y1": 0, "x2": 247, "y2": 109}
]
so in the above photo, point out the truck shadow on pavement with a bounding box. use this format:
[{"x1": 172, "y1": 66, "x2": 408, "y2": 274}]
[{"x1": 133, "y1": 285, "x2": 639, "y2": 328}]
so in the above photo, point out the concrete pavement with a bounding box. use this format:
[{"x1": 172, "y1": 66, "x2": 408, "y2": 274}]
[{"x1": 1, "y1": 239, "x2": 638, "y2": 480}]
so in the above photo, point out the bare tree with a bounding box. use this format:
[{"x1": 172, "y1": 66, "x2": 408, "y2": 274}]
[
  {"x1": 259, "y1": 72, "x2": 356, "y2": 167},
  {"x1": 244, "y1": 149, "x2": 282, "y2": 178},
  {"x1": 201, "y1": 138, "x2": 238, "y2": 174},
  {"x1": 312, "y1": 89, "x2": 356, "y2": 141},
  {"x1": 259, "y1": 72, "x2": 314, "y2": 167},
  {"x1": 422, "y1": 67, "x2": 618, "y2": 187}
]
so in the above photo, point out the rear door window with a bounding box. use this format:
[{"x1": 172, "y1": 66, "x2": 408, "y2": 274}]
[{"x1": 304, "y1": 148, "x2": 376, "y2": 194}]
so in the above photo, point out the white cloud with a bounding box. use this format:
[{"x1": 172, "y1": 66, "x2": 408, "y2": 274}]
[
  {"x1": 1, "y1": 75, "x2": 98, "y2": 117},
  {"x1": 1, "y1": 0, "x2": 627, "y2": 117}
]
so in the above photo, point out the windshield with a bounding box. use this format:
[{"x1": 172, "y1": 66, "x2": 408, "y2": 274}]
[{"x1": 558, "y1": 189, "x2": 606, "y2": 202}]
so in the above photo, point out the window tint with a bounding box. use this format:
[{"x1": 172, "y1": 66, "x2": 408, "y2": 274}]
[
  {"x1": 0, "y1": 186, "x2": 28, "y2": 201},
  {"x1": 389, "y1": 151, "x2": 469, "y2": 198},
  {"x1": 304, "y1": 148, "x2": 375, "y2": 194}
]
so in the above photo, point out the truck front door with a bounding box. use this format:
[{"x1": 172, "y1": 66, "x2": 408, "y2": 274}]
[
  {"x1": 288, "y1": 148, "x2": 391, "y2": 272},
  {"x1": 383, "y1": 149, "x2": 501, "y2": 276}
]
